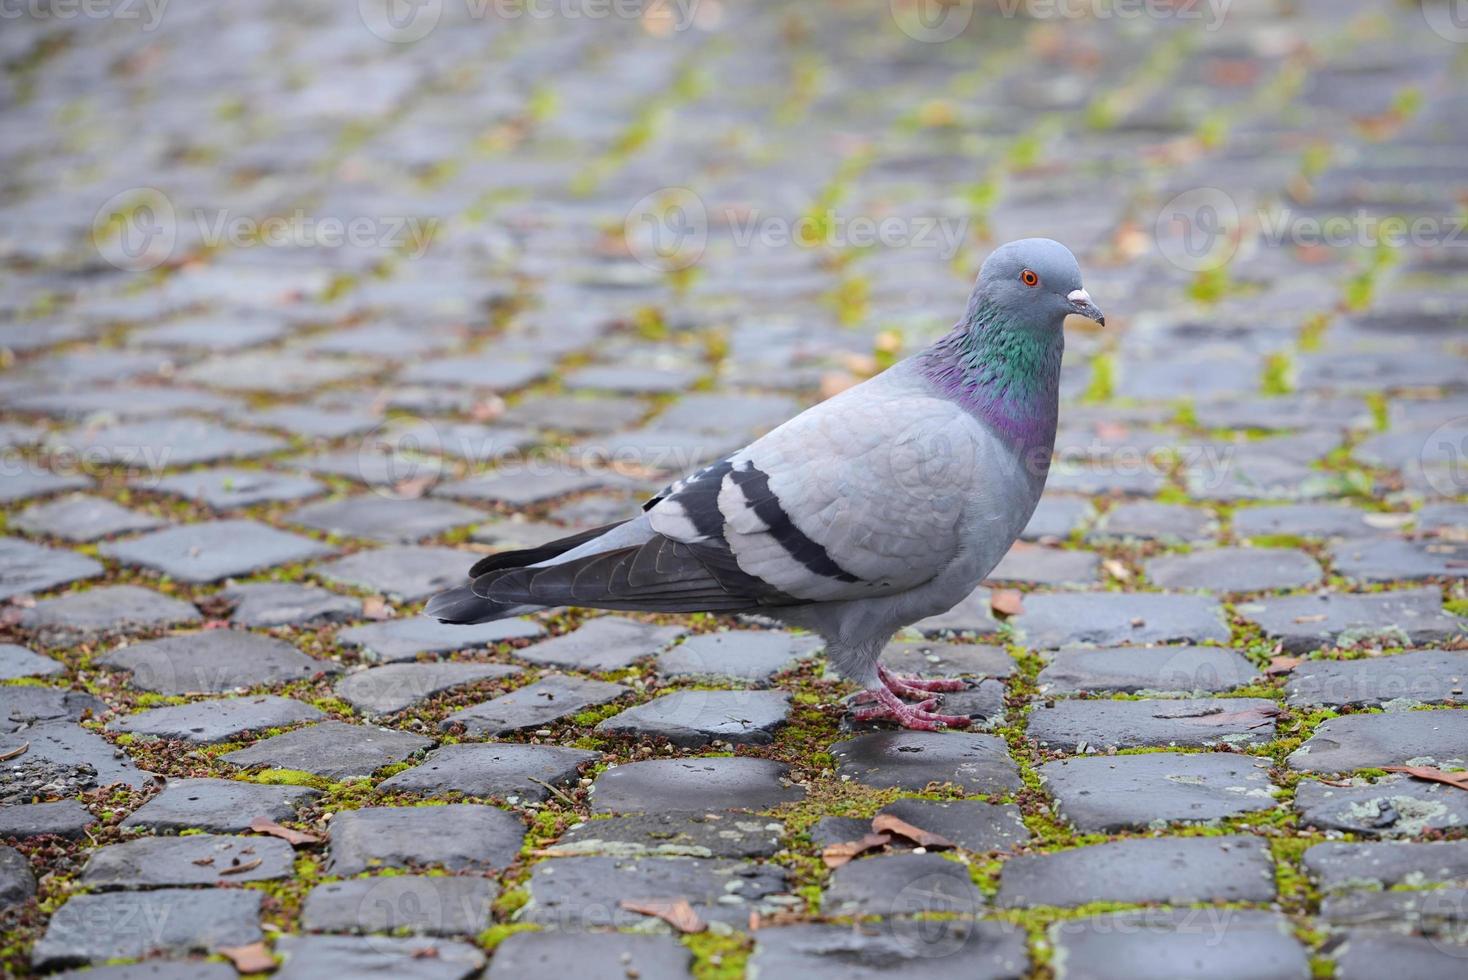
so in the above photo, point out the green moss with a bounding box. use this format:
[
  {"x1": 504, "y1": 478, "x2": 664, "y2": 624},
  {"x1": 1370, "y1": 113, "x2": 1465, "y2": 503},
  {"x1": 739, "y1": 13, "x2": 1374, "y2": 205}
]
[
  {"x1": 1246, "y1": 533, "x2": 1310, "y2": 550},
  {"x1": 254, "y1": 769, "x2": 331, "y2": 789},
  {"x1": 1261, "y1": 351, "x2": 1295, "y2": 395},
  {"x1": 571, "y1": 702, "x2": 626, "y2": 727},
  {"x1": 1082, "y1": 353, "x2": 1115, "y2": 403},
  {"x1": 493, "y1": 887, "x2": 529, "y2": 919},
  {"x1": 477, "y1": 923, "x2": 539, "y2": 951},
  {"x1": 684, "y1": 930, "x2": 752, "y2": 980}
]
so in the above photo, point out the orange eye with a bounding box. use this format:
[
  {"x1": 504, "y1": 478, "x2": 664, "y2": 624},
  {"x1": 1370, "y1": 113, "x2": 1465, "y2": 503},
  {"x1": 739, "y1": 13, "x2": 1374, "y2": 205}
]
[{"x1": 1021, "y1": 269, "x2": 1040, "y2": 287}]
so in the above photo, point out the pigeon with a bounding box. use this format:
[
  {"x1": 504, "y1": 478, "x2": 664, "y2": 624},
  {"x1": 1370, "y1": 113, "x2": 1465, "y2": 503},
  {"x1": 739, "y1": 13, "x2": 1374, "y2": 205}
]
[{"x1": 428, "y1": 238, "x2": 1103, "y2": 730}]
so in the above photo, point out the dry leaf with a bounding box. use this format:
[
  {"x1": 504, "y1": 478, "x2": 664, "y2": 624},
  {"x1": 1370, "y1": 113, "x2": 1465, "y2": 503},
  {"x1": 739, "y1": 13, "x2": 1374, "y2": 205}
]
[
  {"x1": 821, "y1": 832, "x2": 891, "y2": 869},
  {"x1": 249, "y1": 816, "x2": 321, "y2": 846},
  {"x1": 218, "y1": 942, "x2": 275, "y2": 973},
  {"x1": 1101, "y1": 558, "x2": 1131, "y2": 582},
  {"x1": 393, "y1": 476, "x2": 435, "y2": 499},
  {"x1": 1382, "y1": 766, "x2": 1468, "y2": 791},
  {"x1": 1293, "y1": 614, "x2": 1327, "y2": 624},
  {"x1": 871, "y1": 814, "x2": 955, "y2": 849},
  {"x1": 411, "y1": 947, "x2": 440, "y2": 959},
  {"x1": 0, "y1": 742, "x2": 29, "y2": 763},
  {"x1": 619, "y1": 898, "x2": 706, "y2": 933},
  {"x1": 1267, "y1": 656, "x2": 1302, "y2": 676},
  {"x1": 360, "y1": 597, "x2": 392, "y2": 621},
  {"x1": 219, "y1": 858, "x2": 263, "y2": 876},
  {"x1": 990, "y1": 590, "x2": 1025, "y2": 617},
  {"x1": 1361, "y1": 512, "x2": 1413, "y2": 530}
]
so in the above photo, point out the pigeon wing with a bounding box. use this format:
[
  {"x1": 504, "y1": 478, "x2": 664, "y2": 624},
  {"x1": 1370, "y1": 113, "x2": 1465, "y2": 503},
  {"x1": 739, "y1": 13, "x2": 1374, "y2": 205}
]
[{"x1": 646, "y1": 392, "x2": 983, "y2": 603}]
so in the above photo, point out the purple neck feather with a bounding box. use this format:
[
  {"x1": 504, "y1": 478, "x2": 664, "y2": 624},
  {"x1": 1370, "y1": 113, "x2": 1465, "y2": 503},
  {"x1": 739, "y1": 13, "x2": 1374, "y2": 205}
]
[{"x1": 919, "y1": 294, "x2": 1064, "y2": 450}]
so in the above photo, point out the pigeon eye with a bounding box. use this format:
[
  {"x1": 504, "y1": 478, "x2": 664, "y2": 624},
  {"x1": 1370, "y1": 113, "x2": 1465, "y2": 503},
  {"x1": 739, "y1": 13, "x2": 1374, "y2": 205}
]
[{"x1": 1020, "y1": 269, "x2": 1040, "y2": 287}]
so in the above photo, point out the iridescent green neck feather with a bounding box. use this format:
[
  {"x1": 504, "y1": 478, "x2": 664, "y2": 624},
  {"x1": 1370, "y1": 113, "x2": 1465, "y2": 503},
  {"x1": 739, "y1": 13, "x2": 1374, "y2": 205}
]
[{"x1": 920, "y1": 296, "x2": 1064, "y2": 449}]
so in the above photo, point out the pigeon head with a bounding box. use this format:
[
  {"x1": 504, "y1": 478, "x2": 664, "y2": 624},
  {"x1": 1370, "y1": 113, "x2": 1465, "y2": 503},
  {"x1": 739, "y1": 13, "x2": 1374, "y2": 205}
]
[
  {"x1": 922, "y1": 238, "x2": 1097, "y2": 446},
  {"x1": 973, "y1": 238, "x2": 1105, "y2": 329}
]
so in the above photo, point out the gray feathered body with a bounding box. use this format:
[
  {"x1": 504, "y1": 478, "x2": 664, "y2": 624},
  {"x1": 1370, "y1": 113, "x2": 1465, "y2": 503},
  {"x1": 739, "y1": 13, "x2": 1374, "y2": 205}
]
[{"x1": 428, "y1": 356, "x2": 1055, "y2": 688}]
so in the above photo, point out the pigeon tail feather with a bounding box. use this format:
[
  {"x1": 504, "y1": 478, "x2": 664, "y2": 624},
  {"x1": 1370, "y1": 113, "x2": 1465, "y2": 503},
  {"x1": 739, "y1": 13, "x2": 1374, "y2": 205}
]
[{"x1": 423, "y1": 584, "x2": 537, "y2": 624}]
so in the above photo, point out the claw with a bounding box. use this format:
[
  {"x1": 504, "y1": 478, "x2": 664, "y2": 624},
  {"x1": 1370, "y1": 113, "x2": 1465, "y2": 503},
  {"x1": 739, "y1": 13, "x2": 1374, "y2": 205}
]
[
  {"x1": 878, "y1": 664, "x2": 967, "y2": 699},
  {"x1": 849, "y1": 684, "x2": 971, "y2": 731}
]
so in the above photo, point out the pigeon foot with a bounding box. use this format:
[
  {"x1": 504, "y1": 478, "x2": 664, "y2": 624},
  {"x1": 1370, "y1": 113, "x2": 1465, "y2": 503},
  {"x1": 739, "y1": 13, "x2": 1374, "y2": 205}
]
[
  {"x1": 877, "y1": 664, "x2": 967, "y2": 697},
  {"x1": 850, "y1": 684, "x2": 972, "y2": 731}
]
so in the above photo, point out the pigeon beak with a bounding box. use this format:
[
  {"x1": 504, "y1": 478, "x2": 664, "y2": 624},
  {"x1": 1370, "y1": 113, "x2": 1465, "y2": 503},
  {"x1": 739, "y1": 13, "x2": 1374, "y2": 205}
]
[{"x1": 1067, "y1": 288, "x2": 1105, "y2": 326}]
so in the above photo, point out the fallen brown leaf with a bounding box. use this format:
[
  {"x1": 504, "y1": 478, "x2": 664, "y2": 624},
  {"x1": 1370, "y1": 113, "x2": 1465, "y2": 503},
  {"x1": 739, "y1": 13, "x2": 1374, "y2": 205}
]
[
  {"x1": 360, "y1": 597, "x2": 392, "y2": 621},
  {"x1": 1101, "y1": 558, "x2": 1131, "y2": 582},
  {"x1": 821, "y1": 832, "x2": 891, "y2": 869},
  {"x1": 1293, "y1": 614, "x2": 1327, "y2": 624},
  {"x1": 0, "y1": 742, "x2": 29, "y2": 763},
  {"x1": 219, "y1": 858, "x2": 263, "y2": 876},
  {"x1": 411, "y1": 947, "x2": 440, "y2": 959},
  {"x1": 872, "y1": 814, "x2": 955, "y2": 849},
  {"x1": 1267, "y1": 656, "x2": 1302, "y2": 676},
  {"x1": 1382, "y1": 766, "x2": 1468, "y2": 791},
  {"x1": 218, "y1": 942, "x2": 275, "y2": 973},
  {"x1": 249, "y1": 816, "x2": 321, "y2": 846},
  {"x1": 990, "y1": 589, "x2": 1025, "y2": 617},
  {"x1": 619, "y1": 898, "x2": 706, "y2": 933},
  {"x1": 393, "y1": 476, "x2": 435, "y2": 499}
]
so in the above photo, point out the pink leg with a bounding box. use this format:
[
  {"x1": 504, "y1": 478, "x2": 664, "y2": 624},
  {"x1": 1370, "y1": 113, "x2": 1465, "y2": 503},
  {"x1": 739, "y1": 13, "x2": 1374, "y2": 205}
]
[
  {"x1": 850, "y1": 684, "x2": 972, "y2": 731},
  {"x1": 878, "y1": 664, "x2": 967, "y2": 698}
]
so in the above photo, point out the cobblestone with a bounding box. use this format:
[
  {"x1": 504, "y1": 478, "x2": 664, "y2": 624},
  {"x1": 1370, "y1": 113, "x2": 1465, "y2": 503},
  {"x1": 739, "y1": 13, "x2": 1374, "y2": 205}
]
[
  {"x1": 3, "y1": 2, "x2": 1466, "y2": 974},
  {"x1": 325, "y1": 804, "x2": 524, "y2": 877},
  {"x1": 997, "y1": 836, "x2": 1275, "y2": 907},
  {"x1": 98, "y1": 631, "x2": 327, "y2": 694}
]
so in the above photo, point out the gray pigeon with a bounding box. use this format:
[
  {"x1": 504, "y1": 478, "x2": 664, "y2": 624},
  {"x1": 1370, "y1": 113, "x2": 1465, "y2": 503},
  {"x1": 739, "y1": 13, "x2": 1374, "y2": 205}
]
[{"x1": 428, "y1": 238, "x2": 1102, "y2": 729}]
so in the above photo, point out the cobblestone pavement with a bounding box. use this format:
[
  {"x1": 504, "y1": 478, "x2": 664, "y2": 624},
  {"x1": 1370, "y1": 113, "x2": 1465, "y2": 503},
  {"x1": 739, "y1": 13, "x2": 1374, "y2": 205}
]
[{"x1": 1, "y1": 0, "x2": 1467, "y2": 977}]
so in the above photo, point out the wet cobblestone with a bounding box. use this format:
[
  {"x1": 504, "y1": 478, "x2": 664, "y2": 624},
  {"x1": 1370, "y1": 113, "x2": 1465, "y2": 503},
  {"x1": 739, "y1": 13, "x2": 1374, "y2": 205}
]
[{"x1": 0, "y1": 1, "x2": 1464, "y2": 976}]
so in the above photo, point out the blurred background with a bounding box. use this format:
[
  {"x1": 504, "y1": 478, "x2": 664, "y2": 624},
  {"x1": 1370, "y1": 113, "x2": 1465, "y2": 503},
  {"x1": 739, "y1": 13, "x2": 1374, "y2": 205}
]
[{"x1": 1, "y1": 1, "x2": 1464, "y2": 509}]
